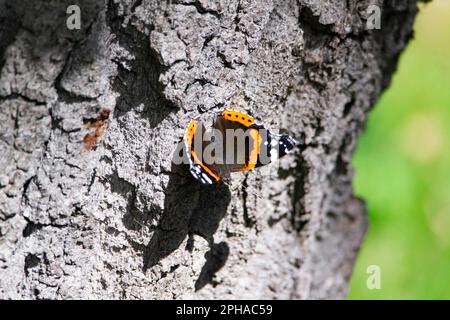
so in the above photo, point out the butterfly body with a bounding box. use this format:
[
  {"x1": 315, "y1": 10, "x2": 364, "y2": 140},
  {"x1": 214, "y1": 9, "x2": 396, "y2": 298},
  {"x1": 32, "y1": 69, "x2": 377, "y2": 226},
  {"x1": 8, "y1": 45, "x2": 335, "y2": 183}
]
[{"x1": 184, "y1": 110, "x2": 296, "y2": 184}]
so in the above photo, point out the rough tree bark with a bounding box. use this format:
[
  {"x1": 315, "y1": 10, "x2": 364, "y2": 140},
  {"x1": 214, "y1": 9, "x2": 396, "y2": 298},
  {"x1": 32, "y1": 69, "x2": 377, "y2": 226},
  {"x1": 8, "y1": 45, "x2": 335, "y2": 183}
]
[{"x1": 0, "y1": 0, "x2": 420, "y2": 299}]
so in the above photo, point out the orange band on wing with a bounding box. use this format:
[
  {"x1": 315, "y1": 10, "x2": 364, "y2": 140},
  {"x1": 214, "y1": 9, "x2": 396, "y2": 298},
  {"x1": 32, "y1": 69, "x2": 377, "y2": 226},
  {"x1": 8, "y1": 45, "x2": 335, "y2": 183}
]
[
  {"x1": 244, "y1": 128, "x2": 262, "y2": 171},
  {"x1": 191, "y1": 150, "x2": 221, "y2": 182},
  {"x1": 222, "y1": 110, "x2": 255, "y2": 127},
  {"x1": 185, "y1": 119, "x2": 221, "y2": 182},
  {"x1": 185, "y1": 119, "x2": 197, "y2": 145}
]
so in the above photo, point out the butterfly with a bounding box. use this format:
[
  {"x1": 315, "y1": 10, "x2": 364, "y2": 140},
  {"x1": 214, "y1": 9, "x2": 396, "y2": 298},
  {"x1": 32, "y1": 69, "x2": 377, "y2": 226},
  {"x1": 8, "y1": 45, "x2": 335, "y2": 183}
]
[{"x1": 184, "y1": 110, "x2": 296, "y2": 184}]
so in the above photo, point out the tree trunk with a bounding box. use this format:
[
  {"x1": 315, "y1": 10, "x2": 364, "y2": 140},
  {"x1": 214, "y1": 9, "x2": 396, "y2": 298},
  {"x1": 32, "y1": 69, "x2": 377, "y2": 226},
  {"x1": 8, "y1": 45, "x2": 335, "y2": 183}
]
[{"x1": 0, "y1": 0, "x2": 420, "y2": 299}]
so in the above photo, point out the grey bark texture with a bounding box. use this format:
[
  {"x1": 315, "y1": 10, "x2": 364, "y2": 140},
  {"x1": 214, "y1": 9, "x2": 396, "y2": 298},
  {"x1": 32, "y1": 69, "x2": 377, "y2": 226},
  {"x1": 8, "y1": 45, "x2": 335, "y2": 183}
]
[{"x1": 0, "y1": 0, "x2": 420, "y2": 299}]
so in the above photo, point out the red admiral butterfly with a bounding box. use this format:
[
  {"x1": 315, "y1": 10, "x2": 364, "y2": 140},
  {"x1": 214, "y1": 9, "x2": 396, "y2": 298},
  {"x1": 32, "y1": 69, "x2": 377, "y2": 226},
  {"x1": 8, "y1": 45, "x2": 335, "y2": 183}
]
[{"x1": 184, "y1": 110, "x2": 296, "y2": 184}]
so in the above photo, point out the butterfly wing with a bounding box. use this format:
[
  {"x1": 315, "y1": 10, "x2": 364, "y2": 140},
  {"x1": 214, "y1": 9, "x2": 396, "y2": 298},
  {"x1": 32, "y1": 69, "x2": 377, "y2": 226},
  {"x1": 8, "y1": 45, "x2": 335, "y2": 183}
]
[
  {"x1": 213, "y1": 110, "x2": 296, "y2": 172},
  {"x1": 220, "y1": 110, "x2": 255, "y2": 127},
  {"x1": 183, "y1": 110, "x2": 296, "y2": 184},
  {"x1": 184, "y1": 119, "x2": 221, "y2": 184},
  {"x1": 208, "y1": 110, "x2": 263, "y2": 175},
  {"x1": 257, "y1": 131, "x2": 296, "y2": 165}
]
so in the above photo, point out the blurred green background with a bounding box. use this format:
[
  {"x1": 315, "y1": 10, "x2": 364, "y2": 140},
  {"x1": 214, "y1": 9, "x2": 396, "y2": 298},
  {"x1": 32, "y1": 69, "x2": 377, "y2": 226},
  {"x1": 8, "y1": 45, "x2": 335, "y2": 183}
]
[{"x1": 348, "y1": 0, "x2": 450, "y2": 299}]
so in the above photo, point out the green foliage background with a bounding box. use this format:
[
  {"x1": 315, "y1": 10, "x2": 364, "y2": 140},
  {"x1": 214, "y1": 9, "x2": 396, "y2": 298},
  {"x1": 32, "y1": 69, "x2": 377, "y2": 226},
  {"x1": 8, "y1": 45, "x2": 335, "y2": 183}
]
[{"x1": 348, "y1": 0, "x2": 450, "y2": 299}]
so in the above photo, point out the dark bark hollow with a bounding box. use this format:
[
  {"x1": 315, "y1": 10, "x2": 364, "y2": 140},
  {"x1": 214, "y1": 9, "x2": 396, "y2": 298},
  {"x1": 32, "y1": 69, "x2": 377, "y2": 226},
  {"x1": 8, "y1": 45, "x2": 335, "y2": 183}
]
[{"x1": 0, "y1": 0, "x2": 420, "y2": 299}]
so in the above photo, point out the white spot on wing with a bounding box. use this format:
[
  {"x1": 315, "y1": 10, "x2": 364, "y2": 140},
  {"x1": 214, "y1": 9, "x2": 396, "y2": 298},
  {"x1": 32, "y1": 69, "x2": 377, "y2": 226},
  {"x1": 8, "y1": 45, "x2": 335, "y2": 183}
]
[{"x1": 202, "y1": 174, "x2": 213, "y2": 184}]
